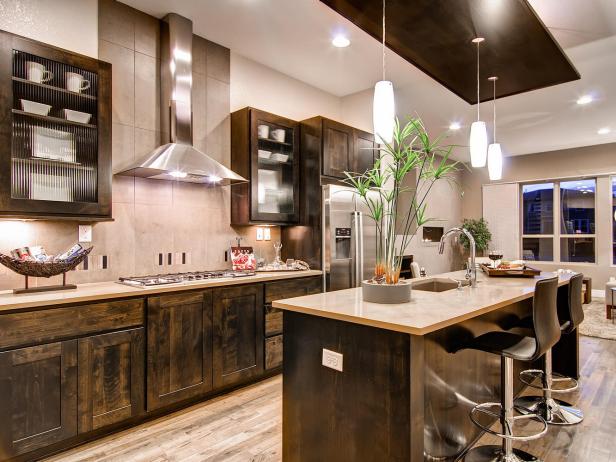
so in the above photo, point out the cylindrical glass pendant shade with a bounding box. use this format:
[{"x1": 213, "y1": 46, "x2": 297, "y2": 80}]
[
  {"x1": 487, "y1": 143, "x2": 503, "y2": 180},
  {"x1": 469, "y1": 121, "x2": 488, "y2": 167},
  {"x1": 373, "y1": 80, "x2": 395, "y2": 144}
]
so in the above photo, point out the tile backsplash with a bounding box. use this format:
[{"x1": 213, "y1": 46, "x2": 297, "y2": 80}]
[{"x1": 0, "y1": 0, "x2": 280, "y2": 290}]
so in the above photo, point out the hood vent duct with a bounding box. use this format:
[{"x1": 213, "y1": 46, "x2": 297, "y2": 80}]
[{"x1": 115, "y1": 13, "x2": 247, "y2": 185}]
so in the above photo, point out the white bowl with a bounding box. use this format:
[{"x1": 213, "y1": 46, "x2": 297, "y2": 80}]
[
  {"x1": 271, "y1": 153, "x2": 289, "y2": 162},
  {"x1": 258, "y1": 149, "x2": 271, "y2": 159},
  {"x1": 20, "y1": 99, "x2": 51, "y2": 116},
  {"x1": 63, "y1": 109, "x2": 91, "y2": 124}
]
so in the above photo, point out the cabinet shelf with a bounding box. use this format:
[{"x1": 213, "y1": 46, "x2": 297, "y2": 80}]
[
  {"x1": 258, "y1": 137, "x2": 293, "y2": 147},
  {"x1": 12, "y1": 77, "x2": 97, "y2": 100},
  {"x1": 12, "y1": 109, "x2": 96, "y2": 129},
  {"x1": 12, "y1": 157, "x2": 95, "y2": 171}
]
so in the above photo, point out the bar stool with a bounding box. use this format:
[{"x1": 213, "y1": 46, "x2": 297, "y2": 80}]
[
  {"x1": 462, "y1": 276, "x2": 560, "y2": 462},
  {"x1": 515, "y1": 272, "x2": 584, "y2": 425}
]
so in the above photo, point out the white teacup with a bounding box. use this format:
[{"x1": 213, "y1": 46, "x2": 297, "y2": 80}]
[
  {"x1": 257, "y1": 124, "x2": 269, "y2": 139},
  {"x1": 26, "y1": 61, "x2": 53, "y2": 83},
  {"x1": 66, "y1": 72, "x2": 90, "y2": 93},
  {"x1": 271, "y1": 129, "x2": 286, "y2": 143}
]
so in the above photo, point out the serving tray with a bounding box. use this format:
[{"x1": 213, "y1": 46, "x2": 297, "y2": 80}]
[{"x1": 480, "y1": 264, "x2": 541, "y2": 278}]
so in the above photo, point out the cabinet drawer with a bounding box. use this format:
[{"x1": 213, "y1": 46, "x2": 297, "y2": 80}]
[
  {"x1": 264, "y1": 276, "x2": 322, "y2": 303},
  {"x1": 265, "y1": 305, "x2": 283, "y2": 337},
  {"x1": 265, "y1": 335, "x2": 283, "y2": 370},
  {"x1": 0, "y1": 298, "x2": 144, "y2": 350}
]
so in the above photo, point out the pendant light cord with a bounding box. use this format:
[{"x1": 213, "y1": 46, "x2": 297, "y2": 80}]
[
  {"x1": 492, "y1": 78, "x2": 496, "y2": 141},
  {"x1": 382, "y1": 0, "x2": 386, "y2": 81},
  {"x1": 476, "y1": 41, "x2": 480, "y2": 120}
]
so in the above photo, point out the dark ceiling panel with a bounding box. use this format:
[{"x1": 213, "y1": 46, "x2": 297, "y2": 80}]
[{"x1": 320, "y1": 0, "x2": 580, "y2": 104}]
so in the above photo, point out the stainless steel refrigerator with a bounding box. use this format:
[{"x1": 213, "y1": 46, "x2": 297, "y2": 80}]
[{"x1": 322, "y1": 184, "x2": 377, "y2": 291}]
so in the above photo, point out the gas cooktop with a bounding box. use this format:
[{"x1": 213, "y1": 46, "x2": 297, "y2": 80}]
[{"x1": 118, "y1": 270, "x2": 255, "y2": 288}]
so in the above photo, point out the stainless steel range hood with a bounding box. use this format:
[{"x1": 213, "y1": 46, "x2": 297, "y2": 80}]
[{"x1": 115, "y1": 13, "x2": 246, "y2": 186}]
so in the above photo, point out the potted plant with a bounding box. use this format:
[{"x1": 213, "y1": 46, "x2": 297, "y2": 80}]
[
  {"x1": 459, "y1": 218, "x2": 492, "y2": 256},
  {"x1": 343, "y1": 117, "x2": 461, "y2": 303}
]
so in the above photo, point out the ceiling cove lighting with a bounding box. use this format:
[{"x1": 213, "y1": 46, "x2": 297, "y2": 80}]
[
  {"x1": 487, "y1": 76, "x2": 503, "y2": 181},
  {"x1": 598, "y1": 127, "x2": 611, "y2": 135},
  {"x1": 576, "y1": 94, "x2": 593, "y2": 105},
  {"x1": 372, "y1": 0, "x2": 395, "y2": 144},
  {"x1": 449, "y1": 122, "x2": 461, "y2": 131},
  {"x1": 332, "y1": 34, "x2": 350, "y2": 48},
  {"x1": 469, "y1": 38, "x2": 488, "y2": 168}
]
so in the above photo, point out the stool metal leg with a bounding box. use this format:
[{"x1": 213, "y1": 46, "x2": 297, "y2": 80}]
[
  {"x1": 515, "y1": 349, "x2": 584, "y2": 426},
  {"x1": 465, "y1": 357, "x2": 543, "y2": 462}
]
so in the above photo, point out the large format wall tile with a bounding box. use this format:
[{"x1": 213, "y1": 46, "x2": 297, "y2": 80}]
[
  {"x1": 99, "y1": 0, "x2": 135, "y2": 50},
  {"x1": 99, "y1": 39, "x2": 135, "y2": 126},
  {"x1": 206, "y1": 41, "x2": 230, "y2": 84},
  {"x1": 134, "y1": 10, "x2": 159, "y2": 58},
  {"x1": 111, "y1": 122, "x2": 134, "y2": 169},
  {"x1": 206, "y1": 77, "x2": 231, "y2": 165},
  {"x1": 134, "y1": 52, "x2": 160, "y2": 131}
]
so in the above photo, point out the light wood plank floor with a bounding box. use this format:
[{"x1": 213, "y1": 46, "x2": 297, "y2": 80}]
[{"x1": 45, "y1": 336, "x2": 615, "y2": 462}]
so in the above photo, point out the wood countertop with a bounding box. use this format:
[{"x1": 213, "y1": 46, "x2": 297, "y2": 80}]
[
  {"x1": 0, "y1": 270, "x2": 323, "y2": 312},
  {"x1": 272, "y1": 270, "x2": 574, "y2": 335}
]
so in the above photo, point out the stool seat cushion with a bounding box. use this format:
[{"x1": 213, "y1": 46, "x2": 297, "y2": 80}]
[
  {"x1": 605, "y1": 281, "x2": 616, "y2": 306},
  {"x1": 465, "y1": 331, "x2": 538, "y2": 361}
]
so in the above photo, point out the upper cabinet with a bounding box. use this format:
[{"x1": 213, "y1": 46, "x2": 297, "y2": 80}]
[
  {"x1": 0, "y1": 30, "x2": 112, "y2": 220},
  {"x1": 231, "y1": 107, "x2": 300, "y2": 225},
  {"x1": 303, "y1": 116, "x2": 376, "y2": 180}
]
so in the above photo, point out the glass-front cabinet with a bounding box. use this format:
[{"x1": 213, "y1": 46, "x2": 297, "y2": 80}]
[
  {"x1": 231, "y1": 107, "x2": 299, "y2": 224},
  {"x1": 0, "y1": 30, "x2": 112, "y2": 220}
]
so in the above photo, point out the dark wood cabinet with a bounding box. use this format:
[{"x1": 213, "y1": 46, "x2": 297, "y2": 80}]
[
  {"x1": 146, "y1": 291, "x2": 213, "y2": 411},
  {"x1": 0, "y1": 30, "x2": 112, "y2": 220},
  {"x1": 322, "y1": 118, "x2": 353, "y2": 178},
  {"x1": 212, "y1": 284, "x2": 264, "y2": 388},
  {"x1": 0, "y1": 340, "x2": 78, "y2": 458},
  {"x1": 353, "y1": 129, "x2": 377, "y2": 175},
  {"x1": 78, "y1": 328, "x2": 144, "y2": 432},
  {"x1": 231, "y1": 107, "x2": 300, "y2": 225}
]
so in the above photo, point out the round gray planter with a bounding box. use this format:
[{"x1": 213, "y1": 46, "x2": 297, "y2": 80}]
[{"x1": 361, "y1": 280, "x2": 411, "y2": 304}]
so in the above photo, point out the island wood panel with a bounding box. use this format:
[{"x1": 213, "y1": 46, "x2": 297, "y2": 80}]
[
  {"x1": 146, "y1": 291, "x2": 213, "y2": 411},
  {"x1": 77, "y1": 328, "x2": 145, "y2": 433},
  {"x1": 0, "y1": 298, "x2": 144, "y2": 350},
  {"x1": 212, "y1": 284, "x2": 264, "y2": 388},
  {"x1": 319, "y1": 0, "x2": 579, "y2": 104},
  {"x1": 0, "y1": 341, "x2": 78, "y2": 458},
  {"x1": 283, "y1": 311, "x2": 418, "y2": 462}
]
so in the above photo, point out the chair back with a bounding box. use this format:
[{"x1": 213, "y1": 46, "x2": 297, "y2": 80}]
[
  {"x1": 563, "y1": 273, "x2": 584, "y2": 333},
  {"x1": 531, "y1": 276, "x2": 561, "y2": 361}
]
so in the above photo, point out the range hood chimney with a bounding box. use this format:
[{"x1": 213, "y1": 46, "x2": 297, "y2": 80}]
[{"x1": 115, "y1": 13, "x2": 246, "y2": 185}]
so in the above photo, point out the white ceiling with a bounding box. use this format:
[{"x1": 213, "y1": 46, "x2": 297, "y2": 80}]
[{"x1": 121, "y1": 0, "x2": 616, "y2": 158}]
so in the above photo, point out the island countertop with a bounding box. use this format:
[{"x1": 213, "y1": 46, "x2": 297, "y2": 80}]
[{"x1": 272, "y1": 270, "x2": 574, "y2": 335}]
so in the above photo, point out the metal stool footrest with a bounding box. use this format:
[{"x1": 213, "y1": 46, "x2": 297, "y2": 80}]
[
  {"x1": 519, "y1": 368, "x2": 579, "y2": 393},
  {"x1": 470, "y1": 402, "x2": 548, "y2": 441}
]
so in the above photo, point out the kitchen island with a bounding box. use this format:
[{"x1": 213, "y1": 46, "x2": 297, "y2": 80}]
[{"x1": 273, "y1": 270, "x2": 578, "y2": 462}]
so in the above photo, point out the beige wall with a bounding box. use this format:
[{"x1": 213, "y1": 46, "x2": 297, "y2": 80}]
[
  {"x1": 0, "y1": 0, "x2": 279, "y2": 290},
  {"x1": 461, "y1": 142, "x2": 616, "y2": 289},
  {"x1": 0, "y1": 0, "x2": 98, "y2": 58}
]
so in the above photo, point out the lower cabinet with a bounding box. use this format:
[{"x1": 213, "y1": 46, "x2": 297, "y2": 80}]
[
  {"x1": 265, "y1": 335, "x2": 283, "y2": 370},
  {"x1": 146, "y1": 291, "x2": 213, "y2": 411},
  {"x1": 213, "y1": 284, "x2": 264, "y2": 388},
  {"x1": 0, "y1": 340, "x2": 78, "y2": 458},
  {"x1": 78, "y1": 328, "x2": 145, "y2": 432}
]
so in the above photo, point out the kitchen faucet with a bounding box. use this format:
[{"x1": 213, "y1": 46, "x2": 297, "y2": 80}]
[{"x1": 439, "y1": 227, "x2": 477, "y2": 288}]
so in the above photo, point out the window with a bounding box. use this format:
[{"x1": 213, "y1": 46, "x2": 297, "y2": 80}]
[
  {"x1": 522, "y1": 183, "x2": 554, "y2": 261},
  {"x1": 613, "y1": 177, "x2": 616, "y2": 265},
  {"x1": 560, "y1": 179, "x2": 596, "y2": 263},
  {"x1": 521, "y1": 179, "x2": 596, "y2": 263}
]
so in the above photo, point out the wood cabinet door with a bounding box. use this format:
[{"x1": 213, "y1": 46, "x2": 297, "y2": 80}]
[
  {"x1": 146, "y1": 291, "x2": 213, "y2": 411},
  {"x1": 322, "y1": 119, "x2": 353, "y2": 178},
  {"x1": 352, "y1": 129, "x2": 376, "y2": 174},
  {"x1": 78, "y1": 328, "x2": 145, "y2": 432},
  {"x1": 213, "y1": 284, "x2": 264, "y2": 388},
  {"x1": 0, "y1": 341, "x2": 77, "y2": 457}
]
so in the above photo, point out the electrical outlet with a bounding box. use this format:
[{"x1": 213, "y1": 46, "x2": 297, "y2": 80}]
[
  {"x1": 256, "y1": 227, "x2": 264, "y2": 241},
  {"x1": 264, "y1": 227, "x2": 271, "y2": 241},
  {"x1": 322, "y1": 348, "x2": 343, "y2": 372},
  {"x1": 78, "y1": 225, "x2": 92, "y2": 243}
]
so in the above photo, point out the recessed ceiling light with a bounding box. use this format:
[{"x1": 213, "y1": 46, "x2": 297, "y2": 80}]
[
  {"x1": 449, "y1": 122, "x2": 461, "y2": 130},
  {"x1": 576, "y1": 95, "x2": 593, "y2": 105},
  {"x1": 598, "y1": 127, "x2": 611, "y2": 135},
  {"x1": 332, "y1": 34, "x2": 350, "y2": 48}
]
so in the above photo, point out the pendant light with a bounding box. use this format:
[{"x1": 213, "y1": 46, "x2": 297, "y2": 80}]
[
  {"x1": 469, "y1": 37, "x2": 488, "y2": 167},
  {"x1": 373, "y1": 0, "x2": 395, "y2": 144},
  {"x1": 487, "y1": 76, "x2": 503, "y2": 180}
]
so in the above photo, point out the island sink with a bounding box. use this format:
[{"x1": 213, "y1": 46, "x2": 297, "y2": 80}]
[{"x1": 412, "y1": 277, "x2": 469, "y2": 292}]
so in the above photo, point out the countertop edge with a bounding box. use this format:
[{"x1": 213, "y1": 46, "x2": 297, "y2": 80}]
[{"x1": 0, "y1": 270, "x2": 323, "y2": 313}]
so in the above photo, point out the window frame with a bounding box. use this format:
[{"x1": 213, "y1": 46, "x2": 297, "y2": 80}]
[
  {"x1": 520, "y1": 178, "x2": 597, "y2": 264},
  {"x1": 611, "y1": 176, "x2": 616, "y2": 267}
]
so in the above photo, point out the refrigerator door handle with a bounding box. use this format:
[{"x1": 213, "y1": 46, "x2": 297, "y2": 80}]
[
  {"x1": 358, "y1": 212, "x2": 364, "y2": 283},
  {"x1": 352, "y1": 211, "x2": 363, "y2": 287}
]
